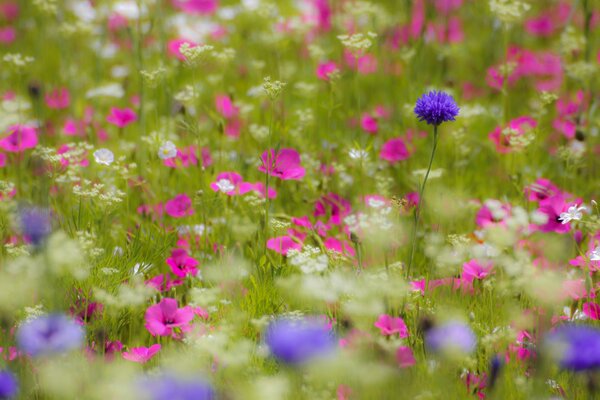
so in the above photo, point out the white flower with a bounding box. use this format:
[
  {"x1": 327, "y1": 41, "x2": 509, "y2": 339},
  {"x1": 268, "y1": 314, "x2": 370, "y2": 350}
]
[
  {"x1": 589, "y1": 246, "x2": 600, "y2": 261},
  {"x1": 348, "y1": 148, "x2": 368, "y2": 160},
  {"x1": 158, "y1": 141, "x2": 177, "y2": 160},
  {"x1": 558, "y1": 205, "x2": 587, "y2": 224},
  {"x1": 93, "y1": 149, "x2": 114, "y2": 165},
  {"x1": 216, "y1": 179, "x2": 235, "y2": 193},
  {"x1": 85, "y1": 83, "x2": 124, "y2": 98}
]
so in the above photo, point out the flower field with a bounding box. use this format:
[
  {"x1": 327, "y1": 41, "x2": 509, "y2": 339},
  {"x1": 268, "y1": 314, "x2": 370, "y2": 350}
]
[{"x1": 1, "y1": 0, "x2": 600, "y2": 398}]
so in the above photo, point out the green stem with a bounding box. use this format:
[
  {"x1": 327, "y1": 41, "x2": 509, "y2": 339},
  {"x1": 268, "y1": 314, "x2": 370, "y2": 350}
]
[{"x1": 406, "y1": 125, "x2": 439, "y2": 278}]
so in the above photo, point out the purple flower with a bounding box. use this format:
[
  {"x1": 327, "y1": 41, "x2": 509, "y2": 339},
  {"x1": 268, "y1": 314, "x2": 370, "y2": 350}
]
[
  {"x1": 545, "y1": 325, "x2": 600, "y2": 371},
  {"x1": 0, "y1": 370, "x2": 18, "y2": 399},
  {"x1": 425, "y1": 321, "x2": 476, "y2": 355},
  {"x1": 142, "y1": 374, "x2": 215, "y2": 400},
  {"x1": 414, "y1": 91, "x2": 460, "y2": 126},
  {"x1": 264, "y1": 317, "x2": 335, "y2": 365},
  {"x1": 17, "y1": 314, "x2": 84, "y2": 357},
  {"x1": 18, "y1": 206, "x2": 51, "y2": 246}
]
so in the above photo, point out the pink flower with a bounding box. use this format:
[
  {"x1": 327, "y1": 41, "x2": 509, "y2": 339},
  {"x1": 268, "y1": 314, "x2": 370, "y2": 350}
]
[
  {"x1": 374, "y1": 314, "x2": 408, "y2": 338},
  {"x1": 166, "y1": 248, "x2": 199, "y2": 278},
  {"x1": 396, "y1": 346, "x2": 416, "y2": 368},
  {"x1": 172, "y1": 0, "x2": 218, "y2": 15},
  {"x1": 45, "y1": 88, "x2": 70, "y2": 109},
  {"x1": 209, "y1": 172, "x2": 251, "y2": 196},
  {"x1": 122, "y1": 344, "x2": 161, "y2": 363},
  {"x1": 462, "y1": 260, "x2": 493, "y2": 283},
  {"x1": 360, "y1": 114, "x2": 378, "y2": 134},
  {"x1": 164, "y1": 194, "x2": 194, "y2": 218},
  {"x1": 0, "y1": 152, "x2": 5, "y2": 168},
  {"x1": 106, "y1": 107, "x2": 137, "y2": 128},
  {"x1": 215, "y1": 94, "x2": 239, "y2": 119},
  {"x1": 0, "y1": 27, "x2": 16, "y2": 44},
  {"x1": 0, "y1": 125, "x2": 38, "y2": 152},
  {"x1": 536, "y1": 195, "x2": 571, "y2": 234},
  {"x1": 314, "y1": 193, "x2": 352, "y2": 225},
  {"x1": 266, "y1": 236, "x2": 302, "y2": 255},
  {"x1": 475, "y1": 201, "x2": 511, "y2": 228},
  {"x1": 380, "y1": 137, "x2": 410, "y2": 163},
  {"x1": 489, "y1": 116, "x2": 537, "y2": 154},
  {"x1": 323, "y1": 237, "x2": 355, "y2": 257},
  {"x1": 146, "y1": 274, "x2": 184, "y2": 292},
  {"x1": 144, "y1": 298, "x2": 194, "y2": 337},
  {"x1": 524, "y1": 178, "x2": 560, "y2": 202},
  {"x1": 167, "y1": 38, "x2": 198, "y2": 61},
  {"x1": 316, "y1": 61, "x2": 338, "y2": 80},
  {"x1": 249, "y1": 182, "x2": 277, "y2": 199},
  {"x1": 583, "y1": 302, "x2": 600, "y2": 320},
  {"x1": 259, "y1": 148, "x2": 305, "y2": 180}
]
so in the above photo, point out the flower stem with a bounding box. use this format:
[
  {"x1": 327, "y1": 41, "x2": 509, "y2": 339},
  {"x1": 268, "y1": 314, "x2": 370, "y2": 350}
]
[{"x1": 406, "y1": 125, "x2": 439, "y2": 278}]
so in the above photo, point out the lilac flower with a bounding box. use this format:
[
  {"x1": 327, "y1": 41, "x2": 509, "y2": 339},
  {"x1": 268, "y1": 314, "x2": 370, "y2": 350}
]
[
  {"x1": 142, "y1": 374, "x2": 215, "y2": 400},
  {"x1": 425, "y1": 321, "x2": 476, "y2": 355},
  {"x1": 17, "y1": 314, "x2": 84, "y2": 357},
  {"x1": 414, "y1": 90, "x2": 460, "y2": 126},
  {"x1": 264, "y1": 317, "x2": 335, "y2": 365},
  {"x1": 18, "y1": 206, "x2": 51, "y2": 246},
  {"x1": 545, "y1": 325, "x2": 600, "y2": 371},
  {"x1": 0, "y1": 370, "x2": 18, "y2": 399}
]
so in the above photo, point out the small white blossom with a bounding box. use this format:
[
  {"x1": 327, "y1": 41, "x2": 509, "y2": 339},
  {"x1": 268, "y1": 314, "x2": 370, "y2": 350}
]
[
  {"x1": 93, "y1": 148, "x2": 114, "y2": 165},
  {"x1": 215, "y1": 179, "x2": 235, "y2": 193},
  {"x1": 158, "y1": 141, "x2": 177, "y2": 160},
  {"x1": 589, "y1": 246, "x2": 600, "y2": 261},
  {"x1": 558, "y1": 205, "x2": 586, "y2": 224}
]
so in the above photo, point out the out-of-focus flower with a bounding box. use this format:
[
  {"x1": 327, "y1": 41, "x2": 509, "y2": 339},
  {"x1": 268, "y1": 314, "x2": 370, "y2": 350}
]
[
  {"x1": 93, "y1": 148, "x2": 114, "y2": 165},
  {"x1": 172, "y1": 0, "x2": 218, "y2": 15},
  {"x1": 264, "y1": 317, "x2": 335, "y2": 365},
  {"x1": 141, "y1": 373, "x2": 215, "y2": 400},
  {"x1": 106, "y1": 107, "x2": 137, "y2": 127},
  {"x1": 18, "y1": 206, "x2": 51, "y2": 246},
  {"x1": 158, "y1": 141, "x2": 177, "y2": 160},
  {"x1": 414, "y1": 91, "x2": 459, "y2": 126},
  {"x1": 396, "y1": 346, "x2": 416, "y2": 368},
  {"x1": 259, "y1": 148, "x2": 305, "y2": 180},
  {"x1": 374, "y1": 314, "x2": 409, "y2": 338},
  {"x1": 45, "y1": 88, "x2": 70, "y2": 109},
  {"x1": 0, "y1": 125, "x2": 37, "y2": 153},
  {"x1": 316, "y1": 61, "x2": 339, "y2": 81},
  {"x1": 544, "y1": 325, "x2": 600, "y2": 371},
  {"x1": 164, "y1": 194, "x2": 194, "y2": 218},
  {"x1": 166, "y1": 248, "x2": 199, "y2": 278},
  {"x1": 123, "y1": 344, "x2": 161, "y2": 363},
  {"x1": 0, "y1": 370, "x2": 18, "y2": 399},
  {"x1": 17, "y1": 314, "x2": 84, "y2": 357},
  {"x1": 380, "y1": 137, "x2": 410, "y2": 163},
  {"x1": 425, "y1": 321, "x2": 476, "y2": 355}
]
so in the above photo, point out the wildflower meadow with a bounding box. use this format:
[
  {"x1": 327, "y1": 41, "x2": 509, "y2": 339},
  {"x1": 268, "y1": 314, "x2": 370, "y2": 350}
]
[{"x1": 1, "y1": 0, "x2": 600, "y2": 398}]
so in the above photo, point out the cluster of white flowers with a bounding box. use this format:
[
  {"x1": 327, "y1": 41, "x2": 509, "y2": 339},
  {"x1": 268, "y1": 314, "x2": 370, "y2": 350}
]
[{"x1": 287, "y1": 245, "x2": 329, "y2": 274}]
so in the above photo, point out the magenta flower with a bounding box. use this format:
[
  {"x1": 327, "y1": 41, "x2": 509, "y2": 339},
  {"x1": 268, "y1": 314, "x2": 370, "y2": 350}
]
[
  {"x1": 45, "y1": 87, "x2": 70, "y2": 109},
  {"x1": 360, "y1": 114, "x2": 378, "y2": 134},
  {"x1": 123, "y1": 344, "x2": 161, "y2": 363},
  {"x1": 172, "y1": 0, "x2": 218, "y2": 15},
  {"x1": 0, "y1": 125, "x2": 38, "y2": 153},
  {"x1": 536, "y1": 195, "x2": 571, "y2": 234},
  {"x1": 266, "y1": 236, "x2": 302, "y2": 255},
  {"x1": 462, "y1": 260, "x2": 493, "y2": 283},
  {"x1": 144, "y1": 298, "x2": 194, "y2": 338},
  {"x1": 106, "y1": 107, "x2": 137, "y2": 128},
  {"x1": 166, "y1": 248, "x2": 199, "y2": 278},
  {"x1": 396, "y1": 346, "x2": 416, "y2": 368},
  {"x1": 374, "y1": 314, "x2": 409, "y2": 338},
  {"x1": 146, "y1": 274, "x2": 184, "y2": 292},
  {"x1": 316, "y1": 61, "x2": 339, "y2": 81},
  {"x1": 524, "y1": 178, "x2": 560, "y2": 202},
  {"x1": 167, "y1": 38, "x2": 198, "y2": 61},
  {"x1": 380, "y1": 137, "x2": 410, "y2": 163},
  {"x1": 210, "y1": 172, "x2": 251, "y2": 196},
  {"x1": 215, "y1": 94, "x2": 239, "y2": 119},
  {"x1": 258, "y1": 148, "x2": 305, "y2": 181},
  {"x1": 583, "y1": 303, "x2": 600, "y2": 320},
  {"x1": 164, "y1": 194, "x2": 194, "y2": 218},
  {"x1": 314, "y1": 193, "x2": 352, "y2": 225},
  {"x1": 249, "y1": 182, "x2": 277, "y2": 199}
]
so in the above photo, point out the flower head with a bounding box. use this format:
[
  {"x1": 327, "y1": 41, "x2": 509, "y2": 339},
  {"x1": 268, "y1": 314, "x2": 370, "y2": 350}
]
[
  {"x1": 0, "y1": 370, "x2": 18, "y2": 399},
  {"x1": 164, "y1": 194, "x2": 194, "y2": 218},
  {"x1": 158, "y1": 141, "x2": 177, "y2": 160},
  {"x1": 0, "y1": 125, "x2": 38, "y2": 153},
  {"x1": 144, "y1": 298, "x2": 194, "y2": 338},
  {"x1": 414, "y1": 90, "x2": 459, "y2": 126},
  {"x1": 17, "y1": 314, "x2": 84, "y2": 357},
  {"x1": 258, "y1": 148, "x2": 305, "y2": 180},
  {"x1": 106, "y1": 107, "x2": 137, "y2": 128},
  {"x1": 264, "y1": 317, "x2": 335, "y2": 365},
  {"x1": 544, "y1": 325, "x2": 600, "y2": 371},
  {"x1": 374, "y1": 314, "x2": 409, "y2": 338},
  {"x1": 93, "y1": 148, "x2": 114, "y2": 165},
  {"x1": 123, "y1": 344, "x2": 161, "y2": 363},
  {"x1": 425, "y1": 321, "x2": 476, "y2": 355},
  {"x1": 18, "y1": 206, "x2": 51, "y2": 246}
]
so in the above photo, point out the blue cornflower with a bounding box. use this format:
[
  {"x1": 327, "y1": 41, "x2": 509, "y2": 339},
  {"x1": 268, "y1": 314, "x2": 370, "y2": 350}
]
[
  {"x1": 425, "y1": 321, "x2": 476, "y2": 355},
  {"x1": 0, "y1": 370, "x2": 18, "y2": 399},
  {"x1": 16, "y1": 314, "x2": 84, "y2": 357},
  {"x1": 414, "y1": 90, "x2": 460, "y2": 126},
  {"x1": 545, "y1": 325, "x2": 600, "y2": 372},
  {"x1": 18, "y1": 206, "x2": 51, "y2": 247},
  {"x1": 142, "y1": 374, "x2": 215, "y2": 400},
  {"x1": 264, "y1": 317, "x2": 335, "y2": 365}
]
